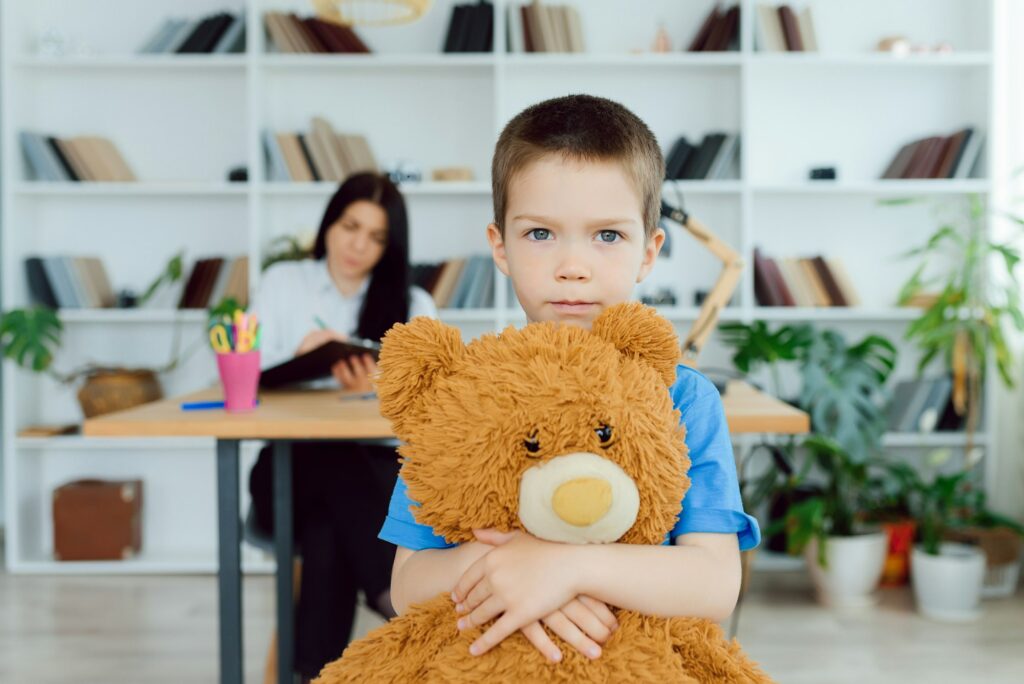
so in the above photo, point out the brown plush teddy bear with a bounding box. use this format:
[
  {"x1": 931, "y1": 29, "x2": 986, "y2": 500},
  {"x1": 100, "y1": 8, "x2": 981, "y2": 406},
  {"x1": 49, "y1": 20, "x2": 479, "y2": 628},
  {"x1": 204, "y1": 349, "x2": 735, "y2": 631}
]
[{"x1": 314, "y1": 302, "x2": 772, "y2": 683}]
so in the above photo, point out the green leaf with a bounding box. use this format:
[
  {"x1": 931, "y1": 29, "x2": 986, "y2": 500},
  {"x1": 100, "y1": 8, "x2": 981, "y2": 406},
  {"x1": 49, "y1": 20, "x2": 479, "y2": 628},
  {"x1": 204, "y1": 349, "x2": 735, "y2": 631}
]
[{"x1": 0, "y1": 307, "x2": 63, "y2": 372}]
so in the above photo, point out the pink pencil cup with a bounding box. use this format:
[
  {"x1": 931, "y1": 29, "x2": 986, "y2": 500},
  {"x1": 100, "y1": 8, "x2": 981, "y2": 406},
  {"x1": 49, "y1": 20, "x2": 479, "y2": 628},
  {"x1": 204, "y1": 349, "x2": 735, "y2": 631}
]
[{"x1": 216, "y1": 351, "x2": 261, "y2": 413}]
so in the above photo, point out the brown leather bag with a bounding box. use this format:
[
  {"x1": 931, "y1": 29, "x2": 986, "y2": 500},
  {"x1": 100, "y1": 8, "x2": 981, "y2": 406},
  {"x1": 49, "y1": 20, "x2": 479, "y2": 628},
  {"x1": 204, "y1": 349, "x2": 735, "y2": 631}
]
[{"x1": 52, "y1": 479, "x2": 143, "y2": 561}]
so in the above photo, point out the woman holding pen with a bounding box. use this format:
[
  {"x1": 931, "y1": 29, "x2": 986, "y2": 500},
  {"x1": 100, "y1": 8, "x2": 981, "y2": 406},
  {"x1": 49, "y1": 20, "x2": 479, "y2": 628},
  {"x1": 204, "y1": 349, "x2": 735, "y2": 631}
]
[{"x1": 249, "y1": 172, "x2": 437, "y2": 681}]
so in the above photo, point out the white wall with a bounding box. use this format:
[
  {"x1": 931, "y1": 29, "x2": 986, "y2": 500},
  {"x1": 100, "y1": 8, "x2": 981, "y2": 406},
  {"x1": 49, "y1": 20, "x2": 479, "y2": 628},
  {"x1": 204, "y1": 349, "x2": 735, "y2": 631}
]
[{"x1": 992, "y1": 0, "x2": 1024, "y2": 521}]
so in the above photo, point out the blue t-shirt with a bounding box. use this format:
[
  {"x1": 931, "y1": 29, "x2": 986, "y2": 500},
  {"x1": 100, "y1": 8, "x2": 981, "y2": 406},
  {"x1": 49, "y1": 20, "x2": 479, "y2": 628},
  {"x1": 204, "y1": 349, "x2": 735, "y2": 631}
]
[{"x1": 379, "y1": 364, "x2": 761, "y2": 552}]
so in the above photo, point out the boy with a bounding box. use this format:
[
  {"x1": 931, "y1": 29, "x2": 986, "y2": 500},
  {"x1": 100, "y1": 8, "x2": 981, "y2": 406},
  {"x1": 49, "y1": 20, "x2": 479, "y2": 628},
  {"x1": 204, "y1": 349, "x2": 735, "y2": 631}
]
[{"x1": 378, "y1": 94, "x2": 760, "y2": 663}]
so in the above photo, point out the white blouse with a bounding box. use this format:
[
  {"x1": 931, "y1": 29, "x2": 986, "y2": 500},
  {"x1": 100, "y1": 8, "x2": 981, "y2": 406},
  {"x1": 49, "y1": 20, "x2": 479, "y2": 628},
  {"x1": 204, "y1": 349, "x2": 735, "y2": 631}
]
[{"x1": 251, "y1": 258, "x2": 438, "y2": 372}]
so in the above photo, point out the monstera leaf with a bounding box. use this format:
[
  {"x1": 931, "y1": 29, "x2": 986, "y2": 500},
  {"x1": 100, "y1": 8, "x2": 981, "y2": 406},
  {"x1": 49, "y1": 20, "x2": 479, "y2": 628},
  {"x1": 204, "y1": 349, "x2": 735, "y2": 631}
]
[
  {"x1": 799, "y1": 330, "x2": 897, "y2": 462},
  {"x1": 0, "y1": 307, "x2": 63, "y2": 372}
]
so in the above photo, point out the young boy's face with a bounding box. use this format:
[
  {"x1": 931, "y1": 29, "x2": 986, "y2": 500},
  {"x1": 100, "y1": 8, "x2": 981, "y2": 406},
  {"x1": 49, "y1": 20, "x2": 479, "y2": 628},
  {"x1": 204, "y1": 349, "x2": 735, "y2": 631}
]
[{"x1": 487, "y1": 155, "x2": 664, "y2": 329}]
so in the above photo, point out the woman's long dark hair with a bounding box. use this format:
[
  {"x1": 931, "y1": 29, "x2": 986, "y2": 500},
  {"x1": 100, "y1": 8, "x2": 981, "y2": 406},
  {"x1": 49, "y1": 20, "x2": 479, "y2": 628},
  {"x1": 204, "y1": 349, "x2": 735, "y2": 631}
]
[{"x1": 312, "y1": 173, "x2": 410, "y2": 342}]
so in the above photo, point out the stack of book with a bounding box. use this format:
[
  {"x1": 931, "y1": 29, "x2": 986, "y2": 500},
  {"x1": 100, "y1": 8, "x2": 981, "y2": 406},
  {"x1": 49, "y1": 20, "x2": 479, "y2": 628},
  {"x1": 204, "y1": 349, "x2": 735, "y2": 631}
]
[
  {"x1": 264, "y1": 117, "x2": 378, "y2": 183},
  {"x1": 887, "y1": 376, "x2": 966, "y2": 434},
  {"x1": 178, "y1": 257, "x2": 249, "y2": 309},
  {"x1": 24, "y1": 257, "x2": 116, "y2": 309},
  {"x1": 137, "y1": 11, "x2": 246, "y2": 54},
  {"x1": 443, "y1": 1, "x2": 494, "y2": 52},
  {"x1": 881, "y1": 127, "x2": 983, "y2": 180},
  {"x1": 688, "y1": 4, "x2": 740, "y2": 52},
  {"x1": 664, "y1": 133, "x2": 740, "y2": 181},
  {"x1": 753, "y1": 249, "x2": 861, "y2": 308},
  {"x1": 506, "y1": 1, "x2": 585, "y2": 53},
  {"x1": 756, "y1": 4, "x2": 817, "y2": 52},
  {"x1": 20, "y1": 132, "x2": 135, "y2": 182},
  {"x1": 264, "y1": 12, "x2": 370, "y2": 53},
  {"x1": 411, "y1": 256, "x2": 495, "y2": 309}
]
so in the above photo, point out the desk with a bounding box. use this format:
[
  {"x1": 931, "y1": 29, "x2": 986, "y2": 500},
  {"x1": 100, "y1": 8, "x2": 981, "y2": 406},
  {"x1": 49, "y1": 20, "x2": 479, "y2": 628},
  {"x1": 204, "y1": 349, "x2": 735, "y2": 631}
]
[{"x1": 83, "y1": 381, "x2": 808, "y2": 684}]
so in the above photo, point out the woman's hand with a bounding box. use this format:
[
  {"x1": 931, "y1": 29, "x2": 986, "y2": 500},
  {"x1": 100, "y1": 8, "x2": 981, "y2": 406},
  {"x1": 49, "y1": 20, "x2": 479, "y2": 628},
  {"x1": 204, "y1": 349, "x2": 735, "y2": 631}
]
[
  {"x1": 295, "y1": 329, "x2": 347, "y2": 356},
  {"x1": 332, "y1": 354, "x2": 378, "y2": 392}
]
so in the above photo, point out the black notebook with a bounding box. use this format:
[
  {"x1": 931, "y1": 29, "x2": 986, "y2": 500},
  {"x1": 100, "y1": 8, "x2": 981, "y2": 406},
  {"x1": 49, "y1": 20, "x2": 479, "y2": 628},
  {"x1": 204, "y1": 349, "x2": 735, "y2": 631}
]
[{"x1": 259, "y1": 339, "x2": 381, "y2": 389}]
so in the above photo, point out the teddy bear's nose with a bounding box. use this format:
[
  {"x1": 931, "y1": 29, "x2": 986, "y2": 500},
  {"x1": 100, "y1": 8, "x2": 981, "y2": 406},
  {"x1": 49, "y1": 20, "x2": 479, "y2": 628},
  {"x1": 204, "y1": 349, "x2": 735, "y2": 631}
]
[{"x1": 552, "y1": 478, "x2": 612, "y2": 526}]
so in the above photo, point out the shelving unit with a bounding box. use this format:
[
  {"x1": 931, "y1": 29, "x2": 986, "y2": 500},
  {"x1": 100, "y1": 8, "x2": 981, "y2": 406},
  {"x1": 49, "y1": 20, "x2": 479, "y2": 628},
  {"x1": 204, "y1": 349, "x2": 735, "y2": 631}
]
[{"x1": 1, "y1": 0, "x2": 1004, "y2": 574}]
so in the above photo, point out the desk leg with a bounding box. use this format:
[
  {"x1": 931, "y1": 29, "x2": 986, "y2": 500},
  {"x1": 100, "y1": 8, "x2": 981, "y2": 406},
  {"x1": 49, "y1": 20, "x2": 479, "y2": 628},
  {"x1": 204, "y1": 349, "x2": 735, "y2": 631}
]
[
  {"x1": 273, "y1": 441, "x2": 295, "y2": 684},
  {"x1": 216, "y1": 439, "x2": 243, "y2": 684}
]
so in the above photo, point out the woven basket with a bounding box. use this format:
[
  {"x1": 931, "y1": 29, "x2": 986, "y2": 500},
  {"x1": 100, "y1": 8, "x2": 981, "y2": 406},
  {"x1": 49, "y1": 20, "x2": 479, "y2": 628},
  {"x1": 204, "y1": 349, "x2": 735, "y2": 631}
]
[{"x1": 76, "y1": 368, "x2": 163, "y2": 418}]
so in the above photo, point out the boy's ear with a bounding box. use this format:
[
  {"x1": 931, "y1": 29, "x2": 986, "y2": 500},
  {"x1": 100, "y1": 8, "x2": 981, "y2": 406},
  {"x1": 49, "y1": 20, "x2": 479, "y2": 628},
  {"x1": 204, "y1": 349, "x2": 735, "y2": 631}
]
[
  {"x1": 486, "y1": 223, "x2": 510, "y2": 277},
  {"x1": 375, "y1": 317, "x2": 464, "y2": 437},
  {"x1": 591, "y1": 302, "x2": 680, "y2": 386}
]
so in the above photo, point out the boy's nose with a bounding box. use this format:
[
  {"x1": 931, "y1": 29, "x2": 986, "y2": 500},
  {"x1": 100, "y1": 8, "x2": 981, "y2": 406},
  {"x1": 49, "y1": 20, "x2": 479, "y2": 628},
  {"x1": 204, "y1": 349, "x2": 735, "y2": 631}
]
[{"x1": 555, "y1": 256, "x2": 590, "y2": 281}]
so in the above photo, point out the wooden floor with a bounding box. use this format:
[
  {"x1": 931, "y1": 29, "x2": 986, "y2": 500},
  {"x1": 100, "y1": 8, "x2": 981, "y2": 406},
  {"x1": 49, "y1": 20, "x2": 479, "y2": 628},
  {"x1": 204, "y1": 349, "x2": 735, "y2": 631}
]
[{"x1": 1, "y1": 562, "x2": 1020, "y2": 683}]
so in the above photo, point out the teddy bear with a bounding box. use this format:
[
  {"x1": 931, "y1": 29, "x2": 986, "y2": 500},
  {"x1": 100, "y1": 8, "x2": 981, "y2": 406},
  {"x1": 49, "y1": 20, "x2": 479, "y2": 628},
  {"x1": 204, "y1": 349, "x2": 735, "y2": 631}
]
[{"x1": 314, "y1": 302, "x2": 772, "y2": 683}]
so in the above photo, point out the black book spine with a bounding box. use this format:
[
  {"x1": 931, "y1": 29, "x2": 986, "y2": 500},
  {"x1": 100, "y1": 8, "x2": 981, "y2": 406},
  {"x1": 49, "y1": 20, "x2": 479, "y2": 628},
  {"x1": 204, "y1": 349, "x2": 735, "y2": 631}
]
[
  {"x1": 46, "y1": 137, "x2": 79, "y2": 181},
  {"x1": 176, "y1": 16, "x2": 216, "y2": 53},
  {"x1": 443, "y1": 5, "x2": 467, "y2": 53},
  {"x1": 25, "y1": 257, "x2": 60, "y2": 308},
  {"x1": 296, "y1": 134, "x2": 321, "y2": 181},
  {"x1": 195, "y1": 14, "x2": 234, "y2": 53}
]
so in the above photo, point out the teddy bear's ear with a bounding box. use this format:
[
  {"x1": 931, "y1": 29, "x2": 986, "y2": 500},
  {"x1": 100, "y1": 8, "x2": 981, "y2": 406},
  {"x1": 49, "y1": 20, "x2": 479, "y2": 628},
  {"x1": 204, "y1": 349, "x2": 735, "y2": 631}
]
[
  {"x1": 591, "y1": 302, "x2": 680, "y2": 386},
  {"x1": 375, "y1": 317, "x2": 464, "y2": 436}
]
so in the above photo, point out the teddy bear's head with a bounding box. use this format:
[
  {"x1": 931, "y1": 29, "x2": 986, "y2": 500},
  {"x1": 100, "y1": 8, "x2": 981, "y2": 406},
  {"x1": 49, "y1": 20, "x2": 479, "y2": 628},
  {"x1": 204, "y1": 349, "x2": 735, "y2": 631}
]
[{"x1": 375, "y1": 303, "x2": 690, "y2": 546}]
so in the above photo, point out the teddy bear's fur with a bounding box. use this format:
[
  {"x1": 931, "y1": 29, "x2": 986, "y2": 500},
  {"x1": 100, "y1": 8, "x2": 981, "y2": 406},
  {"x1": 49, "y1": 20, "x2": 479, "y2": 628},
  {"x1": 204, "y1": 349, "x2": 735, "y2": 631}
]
[{"x1": 314, "y1": 303, "x2": 772, "y2": 683}]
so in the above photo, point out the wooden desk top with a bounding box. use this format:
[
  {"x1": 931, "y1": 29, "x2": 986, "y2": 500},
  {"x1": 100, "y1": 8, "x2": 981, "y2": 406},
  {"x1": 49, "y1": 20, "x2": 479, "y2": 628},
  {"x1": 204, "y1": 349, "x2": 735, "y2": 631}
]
[{"x1": 83, "y1": 380, "x2": 808, "y2": 440}]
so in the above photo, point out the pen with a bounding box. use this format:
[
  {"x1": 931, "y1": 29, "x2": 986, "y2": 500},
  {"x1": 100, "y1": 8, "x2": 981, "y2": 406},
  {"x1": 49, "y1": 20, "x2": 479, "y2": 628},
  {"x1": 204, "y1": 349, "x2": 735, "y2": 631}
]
[
  {"x1": 181, "y1": 399, "x2": 260, "y2": 411},
  {"x1": 338, "y1": 392, "x2": 377, "y2": 402},
  {"x1": 314, "y1": 315, "x2": 328, "y2": 330}
]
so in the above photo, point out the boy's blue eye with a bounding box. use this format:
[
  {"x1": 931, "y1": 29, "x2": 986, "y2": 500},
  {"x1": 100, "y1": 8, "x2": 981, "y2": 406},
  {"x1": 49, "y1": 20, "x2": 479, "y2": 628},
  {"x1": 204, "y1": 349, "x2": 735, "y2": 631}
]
[
  {"x1": 527, "y1": 228, "x2": 551, "y2": 241},
  {"x1": 597, "y1": 230, "x2": 621, "y2": 244}
]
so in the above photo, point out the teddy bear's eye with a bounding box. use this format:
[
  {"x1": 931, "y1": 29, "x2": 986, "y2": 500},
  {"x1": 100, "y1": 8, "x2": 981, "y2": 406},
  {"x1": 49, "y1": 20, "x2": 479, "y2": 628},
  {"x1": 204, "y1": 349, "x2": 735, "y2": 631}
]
[
  {"x1": 524, "y1": 434, "x2": 541, "y2": 455},
  {"x1": 595, "y1": 425, "x2": 613, "y2": 446}
]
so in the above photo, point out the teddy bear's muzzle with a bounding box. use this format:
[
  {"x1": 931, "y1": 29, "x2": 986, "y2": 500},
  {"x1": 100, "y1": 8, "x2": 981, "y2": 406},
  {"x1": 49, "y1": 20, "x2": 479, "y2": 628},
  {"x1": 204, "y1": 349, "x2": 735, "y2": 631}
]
[{"x1": 518, "y1": 452, "x2": 640, "y2": 544}]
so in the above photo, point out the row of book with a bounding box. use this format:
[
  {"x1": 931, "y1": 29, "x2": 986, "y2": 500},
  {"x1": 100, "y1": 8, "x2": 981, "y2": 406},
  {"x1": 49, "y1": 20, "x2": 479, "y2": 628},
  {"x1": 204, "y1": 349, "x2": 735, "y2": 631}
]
[
  {"x1": 887, "y1": 376, "x2": 967, "y2": 434},
  {"x1": 506, "y1": 1, "x2": 585, "y2": 53},
  {"x1": 665, "y1": 133, "x2": 740, "y2": 181},
  {"x1": 688, "y1": 4, "x2": 740, "y2": 52},
  {"x1": 25, "y1": 257, "x2": 116, "y2": 309},
  {"x1": 756, "y1": 4, "x2": 818, "y2": 52},
  {"x1": 881, "y1": 127, "x2": 983, "y2": 180},
  {"x1": 264, "y1": 118, "x2": 378, "y2": 183},
  {"x1": 137, "y1": 11, "x2": 245, "y2": 54},
  {"x1": 444, "y1": 1, "x2": 494, "y2": 53},
  {"x1": 264, "y1": 11, "x2": 370, "y2": 54},
  {"x1": 20, "y1": 133, "x2": 135, "y2": 182},
  {"x1": 753, "y1": 249, "x2": 861, "y2": 308},
  {"x1": 411, "y1": 256, "x2": 496, "y2": 309},
  {"x1": 178, "y1": 257, "x2": 250, "y2": 309}
]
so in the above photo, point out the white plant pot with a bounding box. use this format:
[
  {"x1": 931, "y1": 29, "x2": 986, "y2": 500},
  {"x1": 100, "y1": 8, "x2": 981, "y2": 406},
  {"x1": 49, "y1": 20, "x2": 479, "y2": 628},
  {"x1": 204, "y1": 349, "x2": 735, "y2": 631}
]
[
  {"x1": 911, "y1": 543, "x2": 986, "y2": 622},
  {"x1": 805, "y1": 532, "x2": 888, "y2": 608}
]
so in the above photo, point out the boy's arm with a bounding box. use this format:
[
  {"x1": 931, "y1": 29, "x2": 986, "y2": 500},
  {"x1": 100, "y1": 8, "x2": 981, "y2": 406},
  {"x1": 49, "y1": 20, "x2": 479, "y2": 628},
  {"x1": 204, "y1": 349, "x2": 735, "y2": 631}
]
[
  {"x1": 390, "y1": 543, "x2": 492, "y2": 615},
  {"x1": 453, "y1": 531, "x2": 741, "y2": 655}
]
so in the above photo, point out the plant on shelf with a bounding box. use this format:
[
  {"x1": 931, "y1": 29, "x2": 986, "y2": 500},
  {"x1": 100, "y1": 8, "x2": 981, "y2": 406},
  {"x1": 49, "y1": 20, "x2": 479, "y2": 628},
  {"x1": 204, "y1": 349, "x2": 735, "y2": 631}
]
[
  {"x1": 720, "y1": 322, "x2": 897, "y2": 461},
  {"x1": 0, "y1": 252, "x2": 206, "y2": 418},
  {"x1": 890, "y1": 193, "x2": 1024, "y2": 445},
  {"x1": 262, "y1": 233, "x2": 314, "y2": 271}
]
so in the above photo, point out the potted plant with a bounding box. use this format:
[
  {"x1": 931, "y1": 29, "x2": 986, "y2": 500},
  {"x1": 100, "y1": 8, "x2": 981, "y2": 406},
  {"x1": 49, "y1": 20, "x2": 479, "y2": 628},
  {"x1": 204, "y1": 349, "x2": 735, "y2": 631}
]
[
  {"x1": 905, "y1": 463, "x2": 988, "y2": 621},
  {"x1": 767, "y1": 436, "x2": 890, "y2": 608},
  {"x1": 893, "y1": 194, "x2": 1024, "y2": 447},
  {"x1": 943, "y1": 487, "x2": 1024, "y2": 599},
  {"x1": 862, "y1": 460, "x2": 920, "y2": 587}
]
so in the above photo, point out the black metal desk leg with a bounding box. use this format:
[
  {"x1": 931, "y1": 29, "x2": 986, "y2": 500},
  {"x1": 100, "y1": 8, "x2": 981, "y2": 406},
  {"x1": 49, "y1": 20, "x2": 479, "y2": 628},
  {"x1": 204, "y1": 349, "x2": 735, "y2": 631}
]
[
  {"x1": 216, "y1": 439, "x2": 243, "y2": 684},
  {"x1": 273, "y1": 441, "x2": 295, "y2": 684}
]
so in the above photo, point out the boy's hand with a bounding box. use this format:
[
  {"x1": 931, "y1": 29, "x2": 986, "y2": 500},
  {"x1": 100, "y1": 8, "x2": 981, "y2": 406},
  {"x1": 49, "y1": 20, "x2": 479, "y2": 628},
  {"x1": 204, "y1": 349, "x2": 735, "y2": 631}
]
[
  {"x1": 452, "y1": 529, "x2": 608, "y2": 658},
  {"x1": 516, "y1": 596, "x2": 618, "y2": 662}
]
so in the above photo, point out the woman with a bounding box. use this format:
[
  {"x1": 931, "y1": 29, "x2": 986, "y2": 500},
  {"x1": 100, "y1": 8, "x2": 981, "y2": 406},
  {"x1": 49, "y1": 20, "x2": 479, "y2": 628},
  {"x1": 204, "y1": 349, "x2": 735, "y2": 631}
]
[{"x1": 249, "y1": 172, "x2": 437, "y2": 681}]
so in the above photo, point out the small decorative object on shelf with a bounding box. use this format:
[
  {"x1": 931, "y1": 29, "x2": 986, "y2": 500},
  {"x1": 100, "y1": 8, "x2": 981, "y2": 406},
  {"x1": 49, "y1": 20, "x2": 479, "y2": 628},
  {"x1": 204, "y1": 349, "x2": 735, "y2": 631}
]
[
  {"x1": 639, "y1": 288, "x2": 677, "y2": 307},
  {"x1": 651, "y1": 21, "x2": 672, "y2": 53},
  {"x1": 227, "y1": 166, "x2": 248, "y2": 182},
  {"x1": 431, "y1": 166, "x2": 473, "y2": 182},
  {"x1": 34, "y1": 28, "x2": 100, "y2": 57},
  {"x1": 385, "y1": 160, "x2": 423, "y2": 185},
  {"x1": 877, "y1": 36, "x2": 955, "y2": 55},
  {"x1": 809, "y1": 167, "x2": 837, "y2": 180}
]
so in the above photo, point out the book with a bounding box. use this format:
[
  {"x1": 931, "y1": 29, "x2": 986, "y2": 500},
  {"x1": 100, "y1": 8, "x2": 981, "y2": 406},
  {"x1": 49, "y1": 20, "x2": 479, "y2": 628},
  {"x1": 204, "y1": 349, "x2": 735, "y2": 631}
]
[
  {"x1": 433, "y1": 259, "x2": 467, "y2": 307},
  {"x1": 507, "y1": 3, "x2": 525, "y2": 53},
  {"x1": 137, "y1": 18, "x2": 179, "y2": 54},
  {"x1": 797, "y1": 7, "x2": 817, "y2": 52},
  {"x1": 665, "y1": 137, "x2": 694, "y2": 180},
  {"x1": 777, "y1": 5, "x2": 803, "y2": 51},
  {"x1": 296, "y1": 135, "x2": 321, "y2": 180},
  {"x1": 565, "y1": 6, "x2": 585, "y2": 52},
  {"x1": 953, "y1": 129, "x2": 984, "y2": 178},
  {"x1": 19, "y1": 132, "x2": 67, "y2": 181},
  {"x1": 798, "y1": 258, "x2": 831, "y2": 306},
  {"x1": 707, "y1": 133, "x2": 740, "y2": 180},
  {"x1": 165, "y1": 19, "x2": 201, "y2": 53},
  {"x1": 765, "y1": 257, "x2": 795, "y2": 306},
  {"x1": 755, "y1": 4, "x2": 786, "y2": 52},
  {"x1": 24, "y1": 257, "x2": 60, "y2": 308},
  {"x1": 753, "y1": 248, "x2": 782, "y2": 306},
  {"x1": 779, "y1": 258, "x2": 815, "y2": 307},
  {"x1": 277, "y1": 133, "x2": 314, "y2": 182},
  {"x1": 521, "y1": 4, "x2": 535, "y2": 52},
  {"x1": 265, "y1": 13, "x2": 298, "y2": 53},
  {"x1": 825, "y1": 258, "x2": 861, "y2": 307},
  {"x1": 263, "y1": 130, "x2": 291, "y2": 182},
  {"x1": 310, "y1": 117, "x2": 346, "y2": 181},
  {"x1": 71, "y1": 257, "x2": 101, "y2": 308},
  {"x1": 213, "y1": 14, "x2": 246, "y2": 53},
  {"x1": 811, "y1": 256, "x2": 847, "y2": 307},
  {"x1": 682, "y1": 133, "x2": 727, "y2": 180},
  {"x1": 688, "y1": 6, "x2": 721, "y2": 52},
  {"x1": 945, "y1": 128, "x2": 974, "y2": 179},
  {"x1": 882, "y1": 140, "x2": 920, "y2": 179}
]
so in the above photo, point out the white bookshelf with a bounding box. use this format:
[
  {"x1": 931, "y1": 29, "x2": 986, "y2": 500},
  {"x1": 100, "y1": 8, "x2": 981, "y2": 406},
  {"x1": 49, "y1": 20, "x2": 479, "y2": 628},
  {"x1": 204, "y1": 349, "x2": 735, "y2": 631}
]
[{"x1": 0, "y1": 0, "x2": 1005, "y2": 573}]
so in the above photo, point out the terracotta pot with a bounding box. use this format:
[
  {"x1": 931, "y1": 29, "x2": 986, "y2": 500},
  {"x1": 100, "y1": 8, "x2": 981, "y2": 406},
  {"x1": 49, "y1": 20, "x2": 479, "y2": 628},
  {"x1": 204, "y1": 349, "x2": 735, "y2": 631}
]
[
  {"x1": 880, "y1": 519, "x2": 917, "y2": 586},
  {"x1": 77, "y1": 368, "x2": 163, "y2": 418}
]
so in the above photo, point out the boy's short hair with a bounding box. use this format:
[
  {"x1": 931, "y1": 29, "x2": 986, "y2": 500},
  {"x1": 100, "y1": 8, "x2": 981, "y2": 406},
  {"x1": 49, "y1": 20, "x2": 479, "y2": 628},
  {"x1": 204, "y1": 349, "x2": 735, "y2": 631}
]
[{"x1": 491, "y1": 94, "x2": 665, "y2": 239}]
